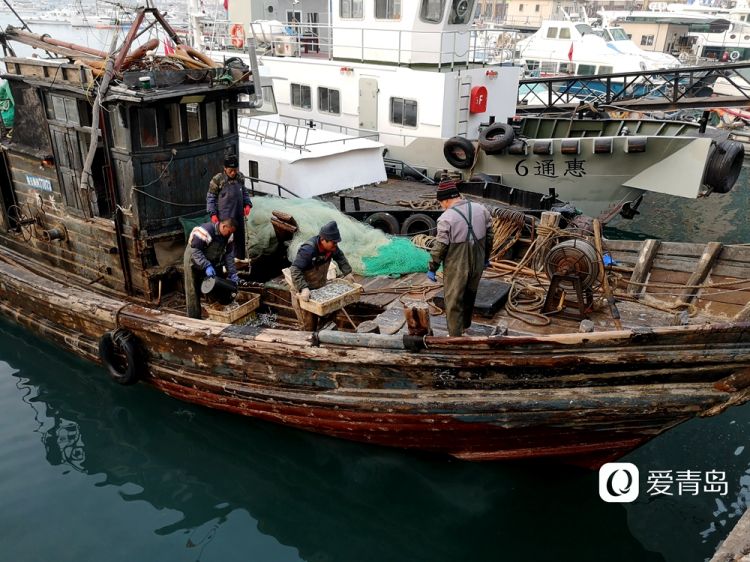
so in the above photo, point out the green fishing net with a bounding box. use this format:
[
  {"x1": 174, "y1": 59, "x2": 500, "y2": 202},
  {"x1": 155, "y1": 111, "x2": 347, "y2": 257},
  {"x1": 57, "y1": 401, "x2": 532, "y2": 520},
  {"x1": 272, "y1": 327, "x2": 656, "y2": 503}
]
[{"x1": 245, "y1": 196, "x2": 430, "y2": 276}]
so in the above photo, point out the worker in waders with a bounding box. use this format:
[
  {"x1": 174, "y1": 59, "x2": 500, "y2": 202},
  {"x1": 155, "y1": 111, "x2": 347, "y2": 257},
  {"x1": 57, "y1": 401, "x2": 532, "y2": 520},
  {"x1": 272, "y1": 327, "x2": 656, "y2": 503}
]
[
  {"x1": 427, "y1": 179, "x2": 494, "y2": 336},
  {"x1": 288, "y1": 221, "x2": 354, "y2": 331},
  {"x1": 183, "y1": 218, "x2": 239, "y2": 319},
  {"x1": 207, "y1": 154, "x2": 252, "y2": 260}
]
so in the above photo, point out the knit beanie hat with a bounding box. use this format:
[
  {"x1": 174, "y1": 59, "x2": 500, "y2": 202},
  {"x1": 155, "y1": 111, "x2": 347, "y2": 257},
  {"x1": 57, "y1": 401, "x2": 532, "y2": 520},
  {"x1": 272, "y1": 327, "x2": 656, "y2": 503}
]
[
  {"x1": 319, "y1": 221, "x2": 342, "y2": 242},
  {"x1": 436, "y1": 178, "x2": 460, "y2": 201},
  {"x1": 224, "y1": 154, "x2": 239, "y2": 168}
]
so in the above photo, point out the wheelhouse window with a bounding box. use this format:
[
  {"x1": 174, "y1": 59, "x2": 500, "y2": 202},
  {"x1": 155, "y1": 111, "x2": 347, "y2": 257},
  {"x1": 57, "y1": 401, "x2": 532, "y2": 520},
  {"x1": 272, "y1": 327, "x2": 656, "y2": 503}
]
[
  {"x1": 291, "y1": 83, "x2": 312, "y2": 109},
  {"x1": 222, "y1": 100, "x2": 232, "y2": 133},
  {"x1": 598, "y1": 65, "x2": 613, "y2": 74},
  {"x1": 390, "y1": 97, "x2": 417, "y2": 127},
  {"x1": 420, "y1": 0, "x2": 445, "y2": 22},
  {"x1": 186, "y1": 102, "x2": 202, "y2": 142},
  {"x1": 540, "y1": 61, "x2": 556, "y2": 73},
  {"x1": 558, "y1": 62, "x2": 575, "y2": 74},
  {"x1": 577, "y1": 64, "x2": 596, "y2": 75},
  {"x1": 340, "y1": 0, "x2": 363, "y2": 18},
  {"x1": 640, "y1": 34, "x2": 654, "y2": 46},
  {"x1": 546, "y1": 27, "x2": 557, "y2": 39},
  {"x1": 139, "y1": 108, "x2": 159, "y2": 147},
  {"x1": 318, "y1": 87, "x2": 340, "y2": 115},
  {"x1": 375, "y1": 0, "x2": 401, "y2": 19},
  {"x1": 45, "y1": 93, "x2": 81, "y2": 125},
  {"x1": 206, "y1": 101, "x2": 218, "y2": 139},
  {"x1": 610, "y1": 27, "x2": 629, "y2": 41},
  {"x1": 559, "y1": 27, "x2": 571, "y2": 39},
  {"x1": 111, "y1": 105, "x2": 130, "y2": 149},
  {"x1": 165, "y1": 103, "x2": 182, "y2": 145}
]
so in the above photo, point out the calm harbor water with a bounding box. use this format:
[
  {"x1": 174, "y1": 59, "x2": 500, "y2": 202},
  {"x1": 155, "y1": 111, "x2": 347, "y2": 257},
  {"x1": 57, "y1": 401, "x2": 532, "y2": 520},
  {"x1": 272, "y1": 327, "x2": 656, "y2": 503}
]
[
  {"x1": 1, "y1": 17, "x2": 749, "y2": 561},
  {"x1": 1, "y1": 314, "x2": 749, "y2": 562}
]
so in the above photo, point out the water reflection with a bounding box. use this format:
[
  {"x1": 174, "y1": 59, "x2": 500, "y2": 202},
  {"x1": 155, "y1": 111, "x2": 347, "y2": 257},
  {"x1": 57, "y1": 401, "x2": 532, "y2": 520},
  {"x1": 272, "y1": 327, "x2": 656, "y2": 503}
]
[{"x1": 0, "y1": 319, "x2": 667, "y2": 562}]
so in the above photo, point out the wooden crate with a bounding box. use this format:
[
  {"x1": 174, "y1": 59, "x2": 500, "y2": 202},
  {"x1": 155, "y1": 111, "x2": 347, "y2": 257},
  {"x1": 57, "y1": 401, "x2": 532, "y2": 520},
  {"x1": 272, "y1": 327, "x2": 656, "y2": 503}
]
[
  {"x1": 203, "y1": 292, "x2": 260, "y2": 324},
  {"x1": 299, "y1": 280, "x2": 363, "y2": 316}
]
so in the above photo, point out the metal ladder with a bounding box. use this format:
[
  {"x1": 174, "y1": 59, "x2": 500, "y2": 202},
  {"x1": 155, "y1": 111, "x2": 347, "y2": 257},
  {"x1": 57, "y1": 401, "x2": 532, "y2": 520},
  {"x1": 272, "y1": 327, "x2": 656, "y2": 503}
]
[{"x1": 456, "y1": 75, "x2": 472, "y2": 137}]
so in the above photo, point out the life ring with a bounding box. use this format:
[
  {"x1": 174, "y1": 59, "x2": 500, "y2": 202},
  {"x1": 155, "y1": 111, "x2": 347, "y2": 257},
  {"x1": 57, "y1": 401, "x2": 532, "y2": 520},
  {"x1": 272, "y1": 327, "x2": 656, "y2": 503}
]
[
  {"x1": 478, "y1": 123, "x2": 515, "y2": 154},
  {"x1": 703, "y1": 140, "x2": 744, "y2": 194},
  {"x1": 230, "y1": 23, "x2": 245, "y2": 49},
  {"x1": 443, "y1": 136, "x2": 476, "y2": 169},
  {"x1": 98, "y1": 329, "x2": 143, "y2": 386},
  {"x1": 400, "y1": 213, "x2": 437, "y2": 236},
  {"x1": 365, "y1": 212, "x2": 400, "y2": 235},
  {"x1": 730, "y1": 50, "x2": 741, "y2": 61}
]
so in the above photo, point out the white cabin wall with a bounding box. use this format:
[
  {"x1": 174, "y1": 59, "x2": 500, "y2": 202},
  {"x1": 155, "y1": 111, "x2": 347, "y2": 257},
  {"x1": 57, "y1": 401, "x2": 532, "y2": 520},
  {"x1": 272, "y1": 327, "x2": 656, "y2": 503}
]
[
  {"x1": 466, "y1": 65, "x2": 521, "y2": 137},
  {"x1": 331, "y1": 0, "x2": 473, "y2": 64}
]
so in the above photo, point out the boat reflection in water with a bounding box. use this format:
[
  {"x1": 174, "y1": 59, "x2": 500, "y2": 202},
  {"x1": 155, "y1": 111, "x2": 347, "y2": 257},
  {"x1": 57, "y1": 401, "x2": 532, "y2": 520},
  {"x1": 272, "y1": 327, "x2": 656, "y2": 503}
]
[{"x1": 2, "y1": 317, "x2": 749, "y2": 562}]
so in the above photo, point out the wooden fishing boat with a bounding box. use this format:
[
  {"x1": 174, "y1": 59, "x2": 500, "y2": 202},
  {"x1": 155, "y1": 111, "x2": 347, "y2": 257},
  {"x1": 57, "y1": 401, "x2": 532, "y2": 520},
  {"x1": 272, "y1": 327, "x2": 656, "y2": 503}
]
[{"x1": 0, "y1": 8, "x2": 749, "y2": 467}]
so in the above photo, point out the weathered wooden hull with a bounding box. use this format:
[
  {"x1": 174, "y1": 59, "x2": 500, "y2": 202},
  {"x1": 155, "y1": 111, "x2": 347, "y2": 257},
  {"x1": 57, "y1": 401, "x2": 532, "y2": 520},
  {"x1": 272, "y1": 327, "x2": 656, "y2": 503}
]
[{"x1": 2, "y1": 247, "x2": 749, "y2": 466}]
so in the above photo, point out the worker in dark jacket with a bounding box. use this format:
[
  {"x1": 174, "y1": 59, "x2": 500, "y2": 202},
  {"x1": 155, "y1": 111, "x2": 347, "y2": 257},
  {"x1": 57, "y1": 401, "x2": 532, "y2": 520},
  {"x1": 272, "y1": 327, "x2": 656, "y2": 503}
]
[
  {"x1": 289, "y1": 221, "x2": 353, "y2": 330},
  {"x1": 207, "y1": 154, "x2": 252, "y2": 259},
  {"x1": 183, "y1": 218, "x2": 239, "y2": 319},
  {"x1": 427, "y1": 179, "x2": 494, "y2": 336}
]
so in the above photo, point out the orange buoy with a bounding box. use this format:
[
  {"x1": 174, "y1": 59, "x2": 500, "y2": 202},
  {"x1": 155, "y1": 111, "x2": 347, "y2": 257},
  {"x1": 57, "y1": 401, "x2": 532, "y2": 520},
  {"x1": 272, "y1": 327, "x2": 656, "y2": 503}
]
[{"x1": 230, "y1": 23, "x2": 245, "y2": 49}]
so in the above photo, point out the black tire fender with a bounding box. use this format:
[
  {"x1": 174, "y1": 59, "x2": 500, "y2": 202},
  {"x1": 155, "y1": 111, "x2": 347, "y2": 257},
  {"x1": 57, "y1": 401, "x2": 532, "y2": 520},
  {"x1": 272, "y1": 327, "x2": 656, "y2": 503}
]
[
  {"x1": 98, "y1": 329, "x2": 143, "y2": 385},
  {"x1": 704, "y1": 140, "x2": 744, "y2": 194},
  {"x1": 479, "y1": 123, "x2": 515, "y2": 154},
  {"x1": 443, "y1": 136, "x2": 476, "y2": 169},
  {"x1": 365, "y1": 212, "x2": 400, "y2": 235},
  {"x1": 400, "y1": 213, "x2": 437, "y2": 236}
]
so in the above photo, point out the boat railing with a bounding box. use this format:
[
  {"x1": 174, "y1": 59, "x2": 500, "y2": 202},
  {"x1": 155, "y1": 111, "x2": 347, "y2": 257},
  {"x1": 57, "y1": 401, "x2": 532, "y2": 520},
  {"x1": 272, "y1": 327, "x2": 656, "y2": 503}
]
[
  {"x1": 238, "y1": 116, "x2": 381, "y2": 152},
  {"x1": 238, "y1": 116, "x2": 310, "y2": 151},
  {"x1": 219, "y1": 21, "x2": 517, "y2": 67},
  {"x1": 244, "y1": 175, "x2": 301, "y2": 198},
  {"x1": 278, "y1": 114, "x2": 433, "y2": 151},
  {"x1": 518, "y1": 61, "x2": 750, "y2": 112}
]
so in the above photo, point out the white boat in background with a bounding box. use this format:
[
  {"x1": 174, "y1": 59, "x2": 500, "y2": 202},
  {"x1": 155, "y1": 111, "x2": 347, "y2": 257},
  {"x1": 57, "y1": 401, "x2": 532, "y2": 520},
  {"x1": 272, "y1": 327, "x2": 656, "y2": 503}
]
[
  {"x1": 200, "y1": 0, "x2": 744, "y2": 220},
  {"x1": 27, "y1": 8, "x2": 75, "y2": 25},
  {"x1": 591, "y1": 20, "x2": 683, "y2": 69},
  {"x1": 515, "y1": 19, "x2": 681, "y2": 77}
]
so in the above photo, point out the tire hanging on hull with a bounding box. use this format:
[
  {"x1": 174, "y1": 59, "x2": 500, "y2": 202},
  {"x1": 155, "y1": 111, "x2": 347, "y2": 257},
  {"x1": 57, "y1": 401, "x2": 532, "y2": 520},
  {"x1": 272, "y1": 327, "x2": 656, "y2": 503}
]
[
  {"x1": 443, "y1": 136, "x2": 476, "y2": 169},
  {"x1": 98, "y1": 329, "x2": 143, "y2": 386},
  {"x1": 478, "y1": 123, "x2": 515, "y2": 154},
  {"x1": 703, "y1": 140, "x2": 744, "y2": 194}
]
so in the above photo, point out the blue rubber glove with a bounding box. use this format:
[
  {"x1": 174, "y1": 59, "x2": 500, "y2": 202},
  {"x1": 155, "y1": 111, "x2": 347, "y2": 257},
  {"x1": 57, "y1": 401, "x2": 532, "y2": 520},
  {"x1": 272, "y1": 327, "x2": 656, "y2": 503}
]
[
  {"x1": 204, "y1": 265, "x2": 216, "y2": 278},
  {"x1": 426, "y1": 271, "x2": 437, "y2": 283},
  {"x1": 229, "y1": 273, "x2": 240, "y2": 285}
]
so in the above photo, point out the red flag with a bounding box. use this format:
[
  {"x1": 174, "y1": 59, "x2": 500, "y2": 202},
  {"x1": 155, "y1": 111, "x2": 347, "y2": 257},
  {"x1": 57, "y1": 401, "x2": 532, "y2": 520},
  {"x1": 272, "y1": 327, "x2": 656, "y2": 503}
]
[
  {"x1": 224, "y1": 0, "x2": 228, "y2": 10},
  {"x1": 163, "y1": 38, "x2": 175, "y2": 55},
  {"x1": 568, "y1": 42, "x2": 574, "y2": 61}
]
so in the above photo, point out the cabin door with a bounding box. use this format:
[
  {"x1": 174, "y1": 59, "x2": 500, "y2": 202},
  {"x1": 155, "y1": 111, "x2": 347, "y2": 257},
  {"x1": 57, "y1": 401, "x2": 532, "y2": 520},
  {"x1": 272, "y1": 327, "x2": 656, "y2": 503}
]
[
  {"x1": 48, "y1": 124, "x2": 91, "y2": 217},
  {"x1": 0, "y1": 150, "x2": 17, "y2": 232},
  {"x1": 358, "y1": 77, "x2": 378, "y2": 132}
]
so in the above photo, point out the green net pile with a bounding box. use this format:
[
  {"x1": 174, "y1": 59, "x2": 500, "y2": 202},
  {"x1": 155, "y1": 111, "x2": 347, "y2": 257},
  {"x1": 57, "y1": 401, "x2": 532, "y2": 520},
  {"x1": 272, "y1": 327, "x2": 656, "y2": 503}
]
[{"x1": 245, "y1": 196, "x2": 430, "y2": 276}]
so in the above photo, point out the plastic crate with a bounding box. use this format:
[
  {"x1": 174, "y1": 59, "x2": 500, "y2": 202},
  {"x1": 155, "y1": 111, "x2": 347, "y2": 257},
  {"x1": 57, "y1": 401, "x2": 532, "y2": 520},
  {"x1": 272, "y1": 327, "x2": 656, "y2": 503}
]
[{"x1": 203, "y1": 292, "x2": 260, "y2": 323}]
